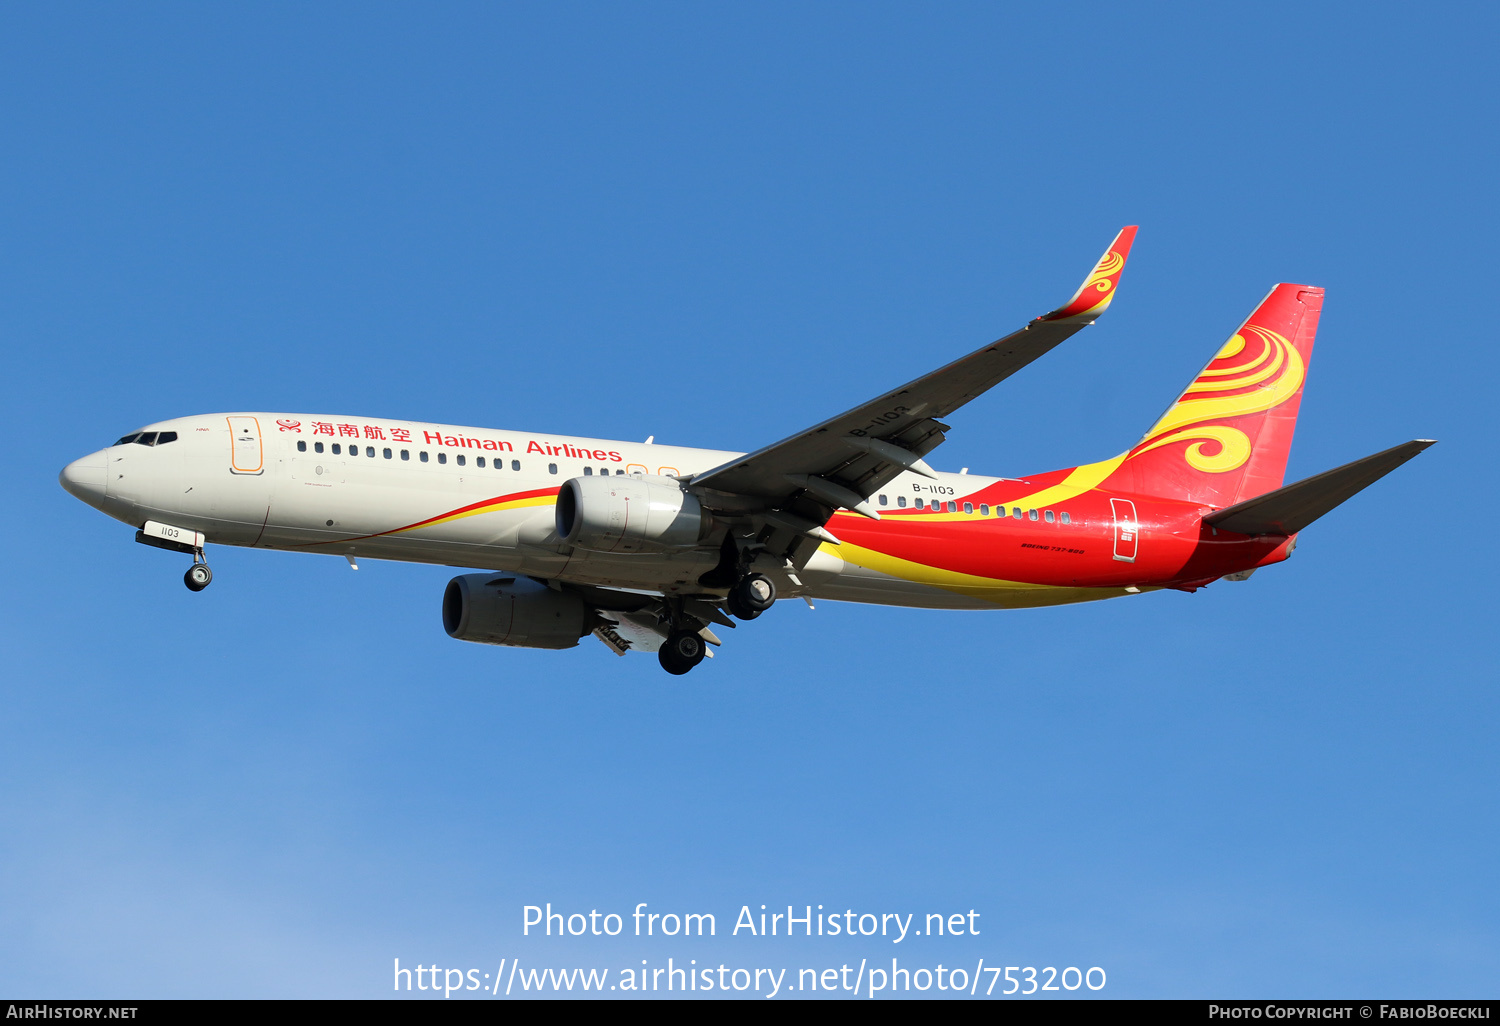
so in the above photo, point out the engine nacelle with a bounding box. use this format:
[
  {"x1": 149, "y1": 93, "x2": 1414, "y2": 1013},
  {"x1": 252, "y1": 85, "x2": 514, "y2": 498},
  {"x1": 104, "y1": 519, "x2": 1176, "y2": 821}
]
[
  {"x1": 555, "y1": 474, "x2": 711, "y2": 554},
  {"x1": 442, "y1": 574, "x2": 589, "y2": 649}
]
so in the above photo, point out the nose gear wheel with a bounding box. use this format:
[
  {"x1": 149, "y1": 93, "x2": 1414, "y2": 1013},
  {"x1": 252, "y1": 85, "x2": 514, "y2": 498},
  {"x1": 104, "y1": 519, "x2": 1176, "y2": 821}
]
[{"x1": 184, "y1": 561, "x2": 213, "y2": 592}]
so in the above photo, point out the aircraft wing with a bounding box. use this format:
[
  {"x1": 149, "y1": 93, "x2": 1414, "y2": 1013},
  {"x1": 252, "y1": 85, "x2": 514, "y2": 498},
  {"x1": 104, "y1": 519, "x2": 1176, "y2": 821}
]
[{"x1": 689, "y1": 227, "x2": 1137, "y2": 522}]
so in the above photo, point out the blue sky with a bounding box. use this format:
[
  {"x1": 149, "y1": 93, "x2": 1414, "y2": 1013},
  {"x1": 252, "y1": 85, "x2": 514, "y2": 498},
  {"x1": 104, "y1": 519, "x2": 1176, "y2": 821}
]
[{"x1": 2, "y1": 2, "x2": 1495, "y2": 998}]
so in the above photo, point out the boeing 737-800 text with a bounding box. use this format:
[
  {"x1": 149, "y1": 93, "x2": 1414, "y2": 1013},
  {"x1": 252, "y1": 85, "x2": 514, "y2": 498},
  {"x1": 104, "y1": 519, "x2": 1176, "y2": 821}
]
[{"x1": 59, "y1": 228, "x2": 1433, "y2": 673}]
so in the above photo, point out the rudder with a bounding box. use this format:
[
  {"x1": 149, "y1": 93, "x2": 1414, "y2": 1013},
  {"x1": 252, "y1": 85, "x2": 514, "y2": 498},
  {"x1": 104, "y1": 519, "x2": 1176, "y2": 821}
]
[{"x1": 1109, "y1": 283, "x2": 1323, "y2": 507}]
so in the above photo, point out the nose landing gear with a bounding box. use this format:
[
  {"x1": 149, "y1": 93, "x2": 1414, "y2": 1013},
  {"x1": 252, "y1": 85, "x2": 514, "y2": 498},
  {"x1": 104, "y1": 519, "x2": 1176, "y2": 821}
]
[
  {"x1": 184, "y1": 561, "x2": 213, "y2": 592},
  {"x1": 135, "y1": 526, "x2": 214, "y2": 592}
]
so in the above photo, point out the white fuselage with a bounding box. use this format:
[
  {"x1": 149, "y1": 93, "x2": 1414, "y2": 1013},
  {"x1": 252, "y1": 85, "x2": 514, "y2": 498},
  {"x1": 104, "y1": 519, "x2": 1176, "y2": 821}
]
[{"x1": 61, "y1": 412, "x2": 1006, "y2": 608}]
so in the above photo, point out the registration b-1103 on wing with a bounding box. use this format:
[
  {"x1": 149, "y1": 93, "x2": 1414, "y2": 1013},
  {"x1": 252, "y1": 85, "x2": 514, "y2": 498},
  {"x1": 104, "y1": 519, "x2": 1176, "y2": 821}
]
[{"x1": 59, "y1": 228, "x2": 1434, "y2": 674}]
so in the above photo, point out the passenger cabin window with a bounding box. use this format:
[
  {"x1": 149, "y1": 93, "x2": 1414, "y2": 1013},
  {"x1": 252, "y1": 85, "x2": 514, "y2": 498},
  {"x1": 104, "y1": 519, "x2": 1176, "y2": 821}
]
[
  {"x1": 980, "y1": 504, "x2": 989, "y2": 515},
  {"x1": 438, "y1": 452, "x2": 447, "y2": 464},
  {"x1": 1045, "y1": 510, "x2": 1055, "y2": 523},
  {"x1": 401, "y1": 450, "x2": 409, "y2": 460},
  {"x1": 297, "y1": 440, "x2": 307, "y2": 452},
  {"x1": 476, "y1": 457, "x2": 485, "y2": 468},
  {"x1": 384, "y1": 448, "x2": 392, "y2": 459},
  {"x1": 1028, "y1": 509, "x2": 1038, "y2": 521},
  {"x1": 366, "y1": 446, "x2": 375, "y2": 458},
  {"x1": 420, "y1": 451, "x2": 429, "y2": 462},
  {"x1": 549, "y1": 463, "x2": 558, "y2": 475},
  {"x1": 1013, "y1": 507, "x2": 1023, "y2": 519},
  {"x1": 915, "y1": 498, "x2": 925, "y2": 510},
  {"x1": 512, "y1": 460, "x2": 521, "y2": 471},
  {"x1": 1060, "y1": 511, "x2": 1071, "y2": 524},
  {"x1": 583, "y1": 467, "x2": 593, "y2": 476},
  {"x1": 947, "y1": 501, "x2": 957, "y2": 513},
  {"x1": 315, "y1": 442, "x2": 325, "y2": 453},
  {"x1": 897, "y1": 495, "x2": 907, "y2": 508},
  {"x1": 879, "y1": 494, "x2": 888, "y2": 506},
  {"x1": 332, "y1": 443, "x2": 342, "y2": 455},
  {"x1": 963, "y1": 502, "x2": 973, "y2": 514},
  {"x1": 456, "y1": 455, "x2": 466, "y2": 467}
]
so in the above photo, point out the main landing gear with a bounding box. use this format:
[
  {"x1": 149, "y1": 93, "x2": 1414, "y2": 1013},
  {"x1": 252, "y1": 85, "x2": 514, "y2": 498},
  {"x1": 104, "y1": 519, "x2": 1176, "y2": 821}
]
[
  {"x1": 658, "y1": 629, "x2": 708, "y2": 675},
  {"x1": 184, "y1": 552, "x2": 213, "y2": 592},
  {"x1": 654, "y1": 572, "x2": 777, "y2": 675},
  {"x1": 658, "y1": 536, "x2": 786, "y2": 674},
  {"x1": 726, "y1": 572, "x2": 776, "y2": 621}
]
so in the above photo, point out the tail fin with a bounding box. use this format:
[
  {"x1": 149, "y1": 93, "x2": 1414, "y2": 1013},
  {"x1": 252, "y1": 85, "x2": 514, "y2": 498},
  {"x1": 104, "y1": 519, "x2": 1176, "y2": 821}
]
[{"x1": 1110, "y1": 283, "x2": 1323, "y2": 507}]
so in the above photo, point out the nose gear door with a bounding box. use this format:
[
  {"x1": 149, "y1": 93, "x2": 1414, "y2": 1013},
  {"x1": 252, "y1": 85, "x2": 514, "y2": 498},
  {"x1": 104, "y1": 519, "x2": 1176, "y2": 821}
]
[{"x1": 228, "y1": 416, "x2": 264, "y2": 475}]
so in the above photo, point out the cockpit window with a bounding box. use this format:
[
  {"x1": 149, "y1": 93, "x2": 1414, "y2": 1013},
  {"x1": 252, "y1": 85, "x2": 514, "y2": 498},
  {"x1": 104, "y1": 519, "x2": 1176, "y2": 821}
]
[{"x1": 117, "y1": 431, "x2": 176, "y2": 446}]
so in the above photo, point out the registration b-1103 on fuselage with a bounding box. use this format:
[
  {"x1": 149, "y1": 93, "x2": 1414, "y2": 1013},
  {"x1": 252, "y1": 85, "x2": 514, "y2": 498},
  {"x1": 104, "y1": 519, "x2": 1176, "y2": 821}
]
[{"x1": 59, "y1": 228, "x2": 1433, "y2": 674}]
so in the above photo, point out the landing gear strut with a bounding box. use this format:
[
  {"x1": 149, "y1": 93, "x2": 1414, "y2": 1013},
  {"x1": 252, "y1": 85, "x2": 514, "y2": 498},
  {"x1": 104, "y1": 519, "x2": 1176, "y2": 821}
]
[
  {"x1": 726, "y1": 572, "x2": 776, "y2": 620},
  {"x1": 184, "y1": 550, "x2": 212, "y2": 592},
  {"x1": 658, "y1": 629, "x2": 707, "y2": 675}
]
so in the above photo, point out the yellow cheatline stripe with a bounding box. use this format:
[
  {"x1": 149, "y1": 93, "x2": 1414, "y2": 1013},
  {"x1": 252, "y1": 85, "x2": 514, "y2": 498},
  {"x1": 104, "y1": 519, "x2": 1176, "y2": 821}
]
[
  {"x1": 841, "y1": 455, "x2": 1131, "y2": 527},
  {"x1": 393, "y1": 494, "x2": 554, "y2": 534},
  {"x1": 829, "y1": 540, "x2": 1137, "y2": 607},
  {"x1": 830, "y1": 540, "x2": 1057, "y2": 600},
  {"x1": 1011, "y1": 454, "x2": 1128, "y2": 510}
]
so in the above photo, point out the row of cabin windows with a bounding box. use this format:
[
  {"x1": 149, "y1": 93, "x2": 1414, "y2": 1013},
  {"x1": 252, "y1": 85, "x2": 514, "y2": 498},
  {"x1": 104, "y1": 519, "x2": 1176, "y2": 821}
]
[
  {"x1": 292, "y1": 439, "x2": 1069, "y2": 521},
  {"x1": 115, "y1": 431, "x2": 179, "y2": 447},
  {"x1": 299, "y1": 438, "x2": 521, "y2": 469},
  {"x1": 296, "y1": 439, "x2": 635, "y2": 478},
  {"x1": 876, "y1": 493, "x2": 1072, "y2": 524}
]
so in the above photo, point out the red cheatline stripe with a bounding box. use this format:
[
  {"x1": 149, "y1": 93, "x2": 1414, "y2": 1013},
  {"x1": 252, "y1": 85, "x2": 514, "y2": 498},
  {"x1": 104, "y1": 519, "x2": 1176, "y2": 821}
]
[{"x1": 300, "y1": 486, "x2": 560, "y2": 547}]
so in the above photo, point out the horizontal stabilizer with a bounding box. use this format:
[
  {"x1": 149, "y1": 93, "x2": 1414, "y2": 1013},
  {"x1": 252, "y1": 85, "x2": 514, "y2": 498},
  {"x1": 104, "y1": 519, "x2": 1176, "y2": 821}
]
[{"x1": 1203, "y1": 439, "x2": 1436, "y2": 536}]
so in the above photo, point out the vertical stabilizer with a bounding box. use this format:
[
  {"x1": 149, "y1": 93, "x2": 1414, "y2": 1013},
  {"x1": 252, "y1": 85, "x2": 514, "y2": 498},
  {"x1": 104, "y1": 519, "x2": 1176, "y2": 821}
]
[{"x1": 1109, "y1": 283, "x2": 1323, "y2": 507}]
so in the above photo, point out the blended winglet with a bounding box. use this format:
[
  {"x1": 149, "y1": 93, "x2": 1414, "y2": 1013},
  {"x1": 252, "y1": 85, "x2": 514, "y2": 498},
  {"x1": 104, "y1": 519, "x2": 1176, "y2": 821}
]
[{"x1": 1039, "y1": 225, "x2": 1138, "y2": 323}]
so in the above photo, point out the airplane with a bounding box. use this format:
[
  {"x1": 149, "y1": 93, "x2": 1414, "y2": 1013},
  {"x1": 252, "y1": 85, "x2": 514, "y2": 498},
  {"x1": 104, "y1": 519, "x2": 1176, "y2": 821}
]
[{"x1": 58, "y1": 227, "x2": 1434, "y2": 674}]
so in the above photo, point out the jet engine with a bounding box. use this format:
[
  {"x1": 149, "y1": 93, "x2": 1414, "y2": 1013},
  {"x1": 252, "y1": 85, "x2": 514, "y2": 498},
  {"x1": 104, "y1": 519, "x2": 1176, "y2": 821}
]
[
  {"x1": 442, "y1": 574, "x2": 590, "y2": 649},
  {"x1": 554, "y1": 474, "x2": 711, "y2": 554}
]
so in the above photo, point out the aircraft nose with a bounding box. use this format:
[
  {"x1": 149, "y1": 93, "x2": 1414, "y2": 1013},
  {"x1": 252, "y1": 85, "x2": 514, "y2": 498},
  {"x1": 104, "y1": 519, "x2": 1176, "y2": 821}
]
[{"x1": 59, "y1": 451, "x2": 108, "y2": 506}]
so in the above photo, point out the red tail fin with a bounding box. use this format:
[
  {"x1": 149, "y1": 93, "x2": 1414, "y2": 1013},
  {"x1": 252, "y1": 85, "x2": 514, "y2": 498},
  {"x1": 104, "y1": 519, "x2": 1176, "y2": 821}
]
[{"x1": 1107, "y1": 283, "x2": 1323, "y2": 507}]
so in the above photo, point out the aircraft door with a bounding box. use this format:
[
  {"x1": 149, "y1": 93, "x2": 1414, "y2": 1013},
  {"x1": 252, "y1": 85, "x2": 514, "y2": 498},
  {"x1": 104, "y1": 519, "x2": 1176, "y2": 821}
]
[
  {"x1": 228, "y1": 416, "x2": 264, "y2": 475},
  {"x1": 1110, "y1": 497, "x2": 1138, "y2": 563}
]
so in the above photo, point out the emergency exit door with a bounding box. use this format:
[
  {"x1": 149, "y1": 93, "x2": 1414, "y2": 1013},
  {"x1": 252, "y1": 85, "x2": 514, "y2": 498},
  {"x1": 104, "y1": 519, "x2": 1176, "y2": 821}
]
[
  {"x1": 228, "y1": 416, "x2": 264, "y2": 475},
  {"x1": 1110, "y1": 497, "x2": 1138, "y2": 563}
]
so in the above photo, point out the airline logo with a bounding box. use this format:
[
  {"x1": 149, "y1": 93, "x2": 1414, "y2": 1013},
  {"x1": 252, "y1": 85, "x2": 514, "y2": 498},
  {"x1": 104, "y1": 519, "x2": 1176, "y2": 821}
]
[
  {"x1": 303, "y1": 420, "x2": 625, "y2": 462},
  {"x1": 1042, "y1": 226, "x2": 1137, "y2": 322},
  {"x1": 1132, "y1": 324, "x2": 1305, "y2": 475}
]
